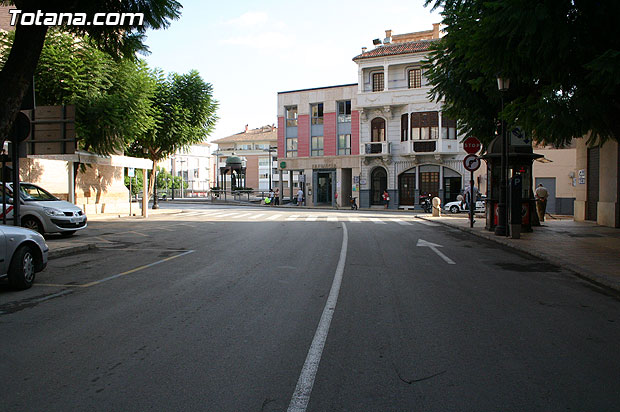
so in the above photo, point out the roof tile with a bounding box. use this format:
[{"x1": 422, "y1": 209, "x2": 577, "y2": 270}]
[{"x1": 352, "y1": 39, "x2": 438, "y2": 61}]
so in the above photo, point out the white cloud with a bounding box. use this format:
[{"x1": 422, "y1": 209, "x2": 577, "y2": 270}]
[
  {"x1": 222, "y1": 32, "x2": 295, "y2": 49},
  {"x1": 224, "y1": 11, "x2": 269, "y2": 27}
]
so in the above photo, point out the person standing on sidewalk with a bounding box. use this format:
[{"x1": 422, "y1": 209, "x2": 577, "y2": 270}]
[
  {"x1": 274, "y1": 188, "x2": 280, "y2": 206},
  {"x1": 382, "y1": 189, "x2": 390, "y2": 209},
  {"x1": 535, "y1": 183, "x2": 549, "y2": 222},
  {"x1": 297, "y1": 188, "x2": 304, "y2": 206}
]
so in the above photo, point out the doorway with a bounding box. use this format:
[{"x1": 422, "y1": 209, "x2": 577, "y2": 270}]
[
  {"x1": 419, "y1": 171, "x2": 439, "y2": 198},
  {"x1": 371, "y1": 168, "x2": 387, "y2": 205},
  {"x1": 316, "y1": 172, "x2": 332, "y2": 204},
  {"x1": 398, "y1": 172, "x2": 416, "y2": 205}
]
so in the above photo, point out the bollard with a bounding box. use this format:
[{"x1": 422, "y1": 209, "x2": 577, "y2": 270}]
[{"x1": 432, "y1": 197, "x2": 441, "y2": 217}]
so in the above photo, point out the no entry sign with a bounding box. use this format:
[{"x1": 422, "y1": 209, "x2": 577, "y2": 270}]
[{"x1": 463, "y1": 137, "x2": 481, "y2": 154}]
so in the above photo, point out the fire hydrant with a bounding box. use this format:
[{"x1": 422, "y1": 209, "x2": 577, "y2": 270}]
[{"x1": 432, "y1": 197, "x2": 441, "y2": 217}]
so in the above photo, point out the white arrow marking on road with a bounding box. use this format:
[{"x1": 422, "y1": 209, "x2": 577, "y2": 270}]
[{"x1": 416, "y1": 239, "x2": 456, "y2": 265}]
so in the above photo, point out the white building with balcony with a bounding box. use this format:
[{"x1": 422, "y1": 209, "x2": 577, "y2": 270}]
[{"x1": 353, "y1": 25, "x2": 469, "y2": 208}]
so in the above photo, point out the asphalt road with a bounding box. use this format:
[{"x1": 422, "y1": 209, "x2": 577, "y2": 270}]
[{"x1": 1, "y1": 205, "x2": 619, "y2": 411}]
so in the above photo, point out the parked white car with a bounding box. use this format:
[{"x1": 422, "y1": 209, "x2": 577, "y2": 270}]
[
  {"x1": 444, "y1": 199, "x2": 485, "y2": 214},
  {"x1": 2, "y1": 183, "x2": 87, "y2": 236},
  {"x1": 0, "y1": 224, "x2": 48, "y2": 289}
]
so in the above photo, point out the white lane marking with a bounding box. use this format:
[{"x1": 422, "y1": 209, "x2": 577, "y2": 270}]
[
  {"x1": 391, "y1": 218, "x2": 413, "y2": 226},
  {"x1": 369, "y1": 218, "x2": 386, "y2": 225},
  {"x1": 249, "y1": 214, "x2": 265, "y2": 220},
  {"x1": 306, "y1": 216, "x2": 318, "y2": 222},
  {"x1": 232, "y1": 213, "x2": 253, "y2": 218},
  {"x1": 416, "y1": 239, "x2": 456, "y2": 265},
  {"x1": 286, "y1": 215, "x2": 300, "y2": 221},
  {"x1": 348, "y1": 217, "x2": 361, "y2": 223},
  {"x1": 327, "y1": 216, "x2": 338, "y2": 222},
  {"x1": 288, "y1": 223, "x2": 348, "y2": 412},
  {"x1": 266, "y1": 214, "x2": 281, "y2": 220},
  {"x1": 417, "y1": 219, "x2": 439, "y2": 226}
]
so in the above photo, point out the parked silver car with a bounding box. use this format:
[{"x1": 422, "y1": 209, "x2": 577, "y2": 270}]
[
  {"x1": 0, "y1": 224, "x2": 48, "y2": 289},
  {"x1": 2, "y1": 182, "x2": 87, "y2": 236}
]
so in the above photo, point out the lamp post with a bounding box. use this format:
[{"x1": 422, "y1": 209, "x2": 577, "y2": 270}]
[
  {"x1": 262, "y1": 146, "x2": 277, "y2": 190},
  {"x1": 495, "y1": 76, "x2": 510, "y2": 236}
]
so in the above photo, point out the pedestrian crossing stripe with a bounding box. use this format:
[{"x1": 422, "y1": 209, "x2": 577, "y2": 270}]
[
  {"x1": 266, "y1": 214, "x2": 281, "y2": 220},
  {"x1": 391, "y1": 219, "x2": 413, "y2": 226},
  {"x1": 369, "y1": 218, "x2": 386, "y2": 224},
  {"x1": 306, "y1": 216, "x2": 318, "y2": 221}
]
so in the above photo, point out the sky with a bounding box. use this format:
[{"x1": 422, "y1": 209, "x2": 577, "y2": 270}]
[{"x1": 143, "y1": 0, "x2": 443, "y2": 145}]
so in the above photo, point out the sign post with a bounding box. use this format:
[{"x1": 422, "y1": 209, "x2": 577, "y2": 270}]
[{"x1": 463, "y1": 147, "x2": 481, "y2": 228}]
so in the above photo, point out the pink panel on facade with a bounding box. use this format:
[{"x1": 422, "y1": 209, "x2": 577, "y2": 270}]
[
  {"x1": 351, "y1": 110, "x2": 360, "y2": 155},
  {"x1": 298, "y1": 114, "x2": 310, "y2": 157},
  {"x1": 277, "y1": 117, "x2": 285, "y2": 158},
  {"x1": 324, "y1": 112, "x2": 337, "y2": 156}
]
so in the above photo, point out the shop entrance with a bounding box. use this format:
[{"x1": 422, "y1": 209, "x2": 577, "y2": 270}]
[{"x1": 316, "y1": 172, "x2": 332, "y2": 204}]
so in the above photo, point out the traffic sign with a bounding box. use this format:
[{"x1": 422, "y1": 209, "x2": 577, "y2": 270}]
[
  {"x1": 463, "y1": 154, "x2": 481, "y2": 172},
  {"x1": 463, "y1": 137, "x2": 482, "y2": 154}
]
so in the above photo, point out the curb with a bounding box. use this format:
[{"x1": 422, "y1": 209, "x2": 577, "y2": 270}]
[
  {"x1": 49, "y1": 244, "x2": 97, "y2": 259},
  {"x1": 417, "y1": 216, "x2": 620, "y2": 294}
]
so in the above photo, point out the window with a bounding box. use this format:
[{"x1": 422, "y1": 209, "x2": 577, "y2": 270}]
[
  {"x1": 401, "y1": 114, "x2": 408, "y2": 141},
  {"x1": 408, "y1": 68, "x2": 422, "y2": 89},
  {"x1": 371, "y1": 118, "x2": 386, "y2": 142},
  {"x1": 286, "y1": 106, "x2": 298, "y2": 127},
  {"x1": 311, "y1": 136, "x2": 324, "y2": 156},
  {"x1": 338, "y1": 134, "x2": 351, "y2": 155},
  {"x1": 286, "y1": 138, "x2": 297, "y2": 157},
  {"x1": 258, "y1": 158, "x2": 271, "y2": 167},
  {"x1": 441, "y1": 116, "x2": 457, "y2": 140},
  {"x1": 311, "y1": 103, "x2": 324, "y2": 125},
  {"x1": 338, "y1": 101, "x2": 351, "y2": 123},
  {"x1": 410, "y1": 111, "x2": 439, "y2": 140},
  {"x1": 259, "y1": 173, "x2": 269, "y2": 179},
  {"x1": 372, "y1": 72, "x2": 384, "y2": 92},
  {"x1": 236, "y1": 144, "x2": 251, "y2": 150},
  {"x1": 255, "y1": 143, "x2": 270, "y2": 150}
]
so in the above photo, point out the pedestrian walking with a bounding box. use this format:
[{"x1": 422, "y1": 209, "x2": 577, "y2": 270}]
[
  {"x1": 274, "y1": 188, "x2": 280, "y2": 206},
  {"x1": 297, "y1": 188, "x2": 304, "y2": 206},
  {"x1": 382, "y1": 189, "x2": 390, "y2": 209},
  {"x1": 535, "y1": 183, "x2": 549, "y2": 222}
]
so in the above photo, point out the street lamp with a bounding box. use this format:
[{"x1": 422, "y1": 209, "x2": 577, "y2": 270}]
[
  {"x1": 262, "y1": 146, "x2": 277, "y2": 190},
  {"x1": 495, "y1": 76, "x2": 510, "y2": 236}
]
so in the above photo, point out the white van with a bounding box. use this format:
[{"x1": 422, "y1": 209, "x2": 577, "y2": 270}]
[{"x1": 1, "y1": 182, "x2": 87, "y2": 236}]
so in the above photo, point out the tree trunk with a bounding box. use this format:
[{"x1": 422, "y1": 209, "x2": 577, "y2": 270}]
[
  {"x1": 0, "y1": 21, "x2": 48, "y2": 146},
  {"x1": 149, "y1": 164, "x2": 157, "y2": 198}
]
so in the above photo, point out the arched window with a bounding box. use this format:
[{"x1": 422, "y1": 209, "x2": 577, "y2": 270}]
[{"x1": 371, "y1": 117, "x2": 386, "y2": 142}]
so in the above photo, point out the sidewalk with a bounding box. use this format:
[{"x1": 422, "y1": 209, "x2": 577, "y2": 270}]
[{"x1": 418, "y1": 214, "x2": 620, "y2": 293}]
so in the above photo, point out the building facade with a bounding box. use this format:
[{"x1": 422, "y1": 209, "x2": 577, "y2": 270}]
[
  {"x1": 212, "y1": 125, "x2": 279, "y2": 193},
  {"x1": 574, "y1": 137, "x2": 619, "y2": 227},
  {"x1": 277, "y1": 85, "x2": 360, "y2": 207}
]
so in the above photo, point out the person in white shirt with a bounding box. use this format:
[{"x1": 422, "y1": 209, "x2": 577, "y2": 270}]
[
  {"x1": 297, "y1": 188, "x2": 304, "y2": 206},
  {"x1": 535, "y1": 183, "x2": 549, "y2": 222}
]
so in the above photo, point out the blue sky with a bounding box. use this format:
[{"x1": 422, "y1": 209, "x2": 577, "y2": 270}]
[{"x1": 144, "y1": 0, "x2": 442, "y2": 144}]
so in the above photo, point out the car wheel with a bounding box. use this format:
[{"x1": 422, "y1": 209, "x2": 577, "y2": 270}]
[
  {"x1": 8, "y1": 245, "x2": 37, "y2": 290},
  {"x1": 60, "y1": 230, "x2": 76, "y2": 237},
  {"x1": 450, "y1": 205, "x2": 459, "y2": 213},
  {"x1": 22, "y1": 216, "x2": 44, "y2": 234}
]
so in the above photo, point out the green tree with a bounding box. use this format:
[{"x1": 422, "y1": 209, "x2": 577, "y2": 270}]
[
  {"x1": 423, "y1": 0, "x2": 620, "y2": 146},
  {"x1": 0, "y1": 0, "x2": 181, "y2": 149},
  {"x1": 128, "y1": 70, "x2": 218, "y2": 195},
  {"x1": 12, "y1": 30, "x2": 158, "y2": 154}
]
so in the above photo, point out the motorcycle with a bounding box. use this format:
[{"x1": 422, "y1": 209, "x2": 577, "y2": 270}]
[{"x1": 420, "y1": 194, "x2": 432, "y2": 213}]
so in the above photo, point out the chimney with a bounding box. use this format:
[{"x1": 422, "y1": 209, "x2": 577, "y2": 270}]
[
  {"x1": 385, "y1": 29, "x2": 392, "y2": 38},
  {"x1": 383, "y1": 29, "x2": 392, "y2": 45},
  {"x1": 245, "y1": 124, "x2": 248, "y2": 132},
  {"x1": 432, "y1": 23, "x2": 441, "y2": 38},
  {"x1": 361, "y1": 46, "x2": 367, "y2": 53}
]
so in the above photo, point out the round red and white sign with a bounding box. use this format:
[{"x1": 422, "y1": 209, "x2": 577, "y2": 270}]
[
  {"x1": 463, "y1": 137, "x2": 482, "y2": 154},
  {"x1": 463, "y1": 154, "x2": 481, "y2": 172}
]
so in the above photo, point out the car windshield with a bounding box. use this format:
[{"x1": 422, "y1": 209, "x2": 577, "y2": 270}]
[{"x1": 19, "y1": 184, "x2": 58, "y2": 201}]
